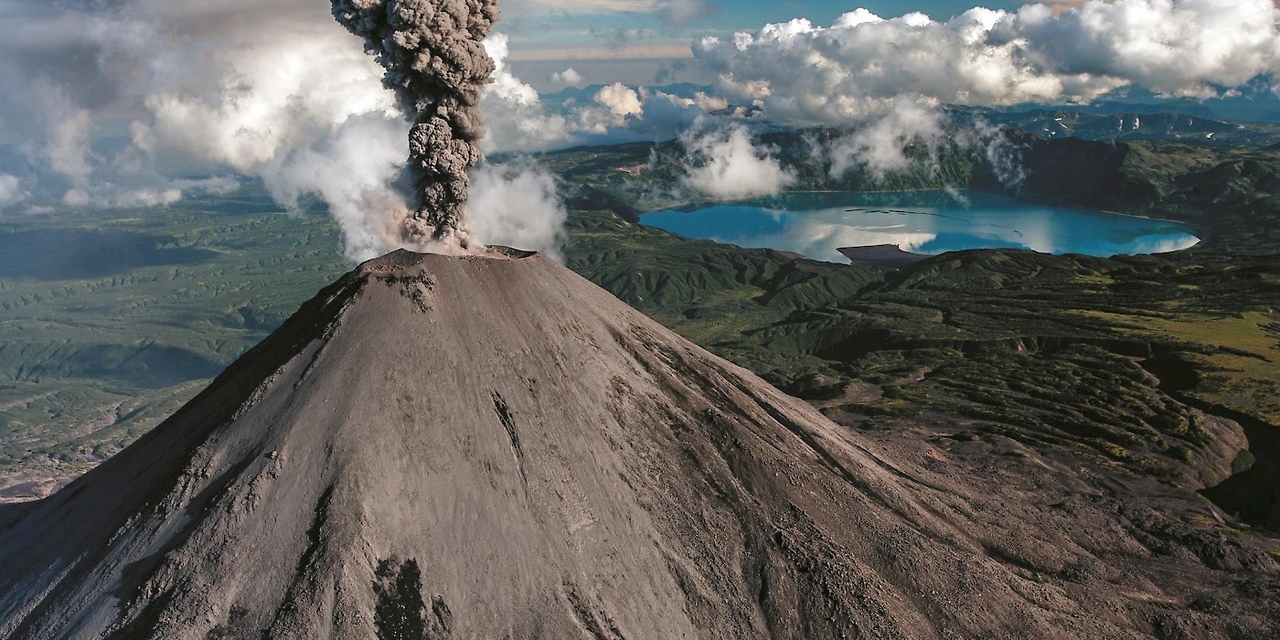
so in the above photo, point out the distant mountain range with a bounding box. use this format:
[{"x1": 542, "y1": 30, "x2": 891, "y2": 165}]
[
  {"x1": 950, "y1": 107, "x2": 1280, "y2": 147},
  {"x1": 539, "y1": 82, "x2": 1280, "y2": 148}
]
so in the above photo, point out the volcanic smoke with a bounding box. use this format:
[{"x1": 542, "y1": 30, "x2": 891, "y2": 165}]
[{"x1": 331, "y1": 0, "x2": 499, "y2": 246}]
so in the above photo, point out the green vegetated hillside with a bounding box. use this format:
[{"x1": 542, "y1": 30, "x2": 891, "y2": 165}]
[
  {"x1": 1019, "y1": 137, "x2": 1280, "y2": 249},
  {"x1": 952, "y1": 106, "x2": 1280, "y2": 147},
  {"x1": 0, "y1": 195, "x2": 348, "y2": 498},
  {"x1": 2, "y1": 127, "x2": 1279, "y2": 543},
  {"x1": 554, "y1": 132, "x2": 1280, "y2": 531},
  {"x1": 552, "y1": 118, "x2": 1280, "y2": 230},
  {"x1": 565, "y1": 209, "x2": 1280, "y2": 522}
]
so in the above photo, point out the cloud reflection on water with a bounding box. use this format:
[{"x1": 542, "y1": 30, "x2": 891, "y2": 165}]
[{"x1": 643, "y1": 191, "x2": 1200, "y2": 262}]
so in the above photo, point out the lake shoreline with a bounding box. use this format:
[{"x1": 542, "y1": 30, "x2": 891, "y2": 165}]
[
  {"x1": 837, "y1": 245, "x2": 930, "y2": 270},
  {"x1": 640, "y1": 189, "x2": 1202, "y2": 262}
]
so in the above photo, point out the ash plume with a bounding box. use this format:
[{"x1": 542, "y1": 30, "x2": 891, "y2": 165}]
[{"x1": 331, "y1": 0, "x2": 499, "y2": 246}]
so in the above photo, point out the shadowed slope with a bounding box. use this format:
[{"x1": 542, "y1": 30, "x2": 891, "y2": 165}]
[{"x1": 0, "y1": 248, "x2": 1273, "y2": 638}]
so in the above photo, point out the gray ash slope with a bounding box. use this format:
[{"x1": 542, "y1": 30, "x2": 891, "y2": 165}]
[{"x1": 0, "y1": 248, "x2": 1277, "y2": 639}]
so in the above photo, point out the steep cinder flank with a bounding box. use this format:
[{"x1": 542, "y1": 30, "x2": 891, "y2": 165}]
[{"x1": 0, "y1": 248, "x2": 1275, "y2": 638}]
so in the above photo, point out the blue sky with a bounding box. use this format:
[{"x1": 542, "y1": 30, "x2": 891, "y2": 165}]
[
  {"x1": 503, "y1": 1, "x2": 1030, "y2": 61},
  {"x1": 2, "y1": 0, "x2": 1276, "y2": 225},
  {"x1": 501, "y1": 0, "x2": 1037, "y2": 87}
]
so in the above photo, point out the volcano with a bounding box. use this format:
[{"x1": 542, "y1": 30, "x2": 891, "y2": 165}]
[{"x1": 0, "y1": 248, "x2": 1276, "y2": 638}]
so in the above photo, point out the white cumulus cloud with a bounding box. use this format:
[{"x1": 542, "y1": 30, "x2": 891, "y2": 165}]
[
  {"x1": 0, "y1": 174, "x2": 28, "y2": 210},
  {"x1": 480, "y1": 34, "x2": 575, "y2": 153},
  {"x1": 692, "y1": 0, "x2": 1280, "y2": 123},
  {"x1": 479, "y1": 35, "x2": 699, "y2": 151},
  {"x1": 548, "y1": 68, "x2": 585, "y2": 88},
  {"x1": 681, "y1": 123, "x2": 796, "y2": 199},
  {"x1": 595, "y1": 83, "x2": 645, "y2": 118}
]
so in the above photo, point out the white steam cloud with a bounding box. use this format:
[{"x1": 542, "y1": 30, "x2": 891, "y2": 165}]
[
  {"x1": 828, "y1": 98, "x2": 946, "y2": 180},
  {"x1": 480, "y1": 34, "x2": 575, "y2": 153},
  {"x1": 0, "y1": 174, "x2": 28, "y2": 210},
  {"x1": 467, "y1": 162, "x2": 569, "y2": 260},
  {"x1": 681, "y1": 123, "x2": 795, "y2": 199},
  {"x1": 4, "y1": 0, "x2": 1278, "y2": 261},
  {"x1": 0, "y1": 0, "x2": 410, "y2": 259},
  {"x1": 969, "y1": 119, "x2": 1028, "y2": 189},
  {"x1": 0, "y1": 2, "x2": 583, "y2": 261},
  {"x1": 693, "y1": 0, "x2": 1280, "y2": 123},
  {"x1": 252, "y1": 116, "x2": 409, "y2": 261},
  {"x1": 823, "y1": 101, "x2": 1031, "y2": 189}
]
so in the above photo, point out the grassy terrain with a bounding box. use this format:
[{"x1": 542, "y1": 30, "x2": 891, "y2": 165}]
[
  {"x1": 1, "y1": 130, "x2": 1279, "y2": 537},
  {"x1": 548, "y1": 133, "x2": 1280, "y2": 528},
  {"x1": 563, "y1": 209, "x2": 1280, "y2": 494},
  {"x1": 0, "y1": 190, "x2": 348, "y2": 496},
  {"x1": 1075, "y1": 310, "x2": 1280, "y2": 421}
]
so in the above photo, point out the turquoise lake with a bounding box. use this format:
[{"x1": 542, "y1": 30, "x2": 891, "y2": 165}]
[{"x1": 640, "y1": 191, "x2": 1201, "y2": 263}]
